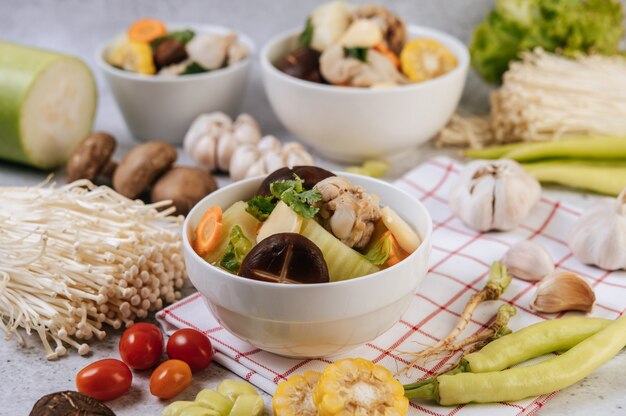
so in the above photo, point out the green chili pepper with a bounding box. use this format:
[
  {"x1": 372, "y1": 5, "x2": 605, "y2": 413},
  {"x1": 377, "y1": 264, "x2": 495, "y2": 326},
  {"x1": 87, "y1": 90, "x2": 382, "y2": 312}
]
[{"x1": 405, "y1": 315, "x2": 626, "y2": 405}]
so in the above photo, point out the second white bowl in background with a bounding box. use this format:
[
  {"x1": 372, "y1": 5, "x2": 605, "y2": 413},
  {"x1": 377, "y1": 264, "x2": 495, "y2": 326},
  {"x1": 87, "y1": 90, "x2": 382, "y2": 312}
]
[
  {"x1": 96, "y1": 24, "x2": 254, "y2": 145},
  {"x1": 261, "y1": 26, "x2": 469, "y2": 163}
]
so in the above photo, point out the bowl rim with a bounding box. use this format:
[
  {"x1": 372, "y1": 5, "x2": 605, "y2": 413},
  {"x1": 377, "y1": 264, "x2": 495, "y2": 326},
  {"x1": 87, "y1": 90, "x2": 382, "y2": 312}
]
[
  {"x1": 183, "y1": 172, "x2": 433, "y2": 290},
  {"x1": 95, "y1": 22, "x2": 255, "y2": 83},
  {"x1": 260, "y1": 24, "x2": 469, "y2": 95}
]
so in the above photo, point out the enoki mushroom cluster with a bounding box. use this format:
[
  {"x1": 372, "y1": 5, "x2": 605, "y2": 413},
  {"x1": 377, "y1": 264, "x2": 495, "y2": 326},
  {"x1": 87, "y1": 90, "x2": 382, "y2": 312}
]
[
  {"x1": 437, "y1": 49, "x2": 626, "y2": 148},
  {"x1": 0, "y1": 180, "x2": 185, "y2": 359}
]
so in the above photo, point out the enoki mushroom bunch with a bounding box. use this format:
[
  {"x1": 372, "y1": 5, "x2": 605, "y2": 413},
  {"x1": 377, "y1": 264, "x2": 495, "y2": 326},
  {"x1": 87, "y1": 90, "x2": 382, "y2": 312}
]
[
  {"x1": 437, "y1": 49, "x2": 626, "y2": 148},
  {"x1": 0, "y1": 180, "x2": 185, "y2": 359}
]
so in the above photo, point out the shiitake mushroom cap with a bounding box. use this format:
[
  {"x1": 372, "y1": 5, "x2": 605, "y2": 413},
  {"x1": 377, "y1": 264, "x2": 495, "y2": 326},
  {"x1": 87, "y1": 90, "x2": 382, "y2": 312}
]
[
  {"x1": 29, "y1": 391, "x2": 115, "y2": 416},
  {"x1": 239, "y1": 233, "x2": 329, "y2": 284},
  {"x1": 276, "y1": 47, "x2": 325, "y2": 83},
  {"x1": 256, "y1": 165, "x2": 335, "y2": 196}
]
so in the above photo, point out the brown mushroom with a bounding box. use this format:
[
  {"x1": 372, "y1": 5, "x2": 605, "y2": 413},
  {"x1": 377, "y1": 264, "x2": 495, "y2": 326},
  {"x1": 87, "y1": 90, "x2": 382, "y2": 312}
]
[
  {"x1": 113, "y1": 141, "x2": 177, "y2": 199},
  {"x1": 150, "y1": 167, "x2": 218, "y2": 215},
  {"x1": 154, "y1": 39, "x2": 188, "y2": 69},
  {"x1": 29, "y1": 391, "x2": 115, "y2": 416},
  {"x1": 66, "y1": 132, "x2": 117, "y2": 183}
]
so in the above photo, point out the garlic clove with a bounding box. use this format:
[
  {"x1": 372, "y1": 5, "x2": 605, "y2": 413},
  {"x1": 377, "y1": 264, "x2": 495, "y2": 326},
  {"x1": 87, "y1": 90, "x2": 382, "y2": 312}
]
[
  {"x1": 530, "y1": 271, "x2": 596, "y2": 314},
  {"x1": 216, "y1": 131, "x2": 237, "y2": 172},
  {"x1": 189, "y1": 135, "x2": 217, "y2": 171},
  {"x1": 232, "y1": 113, "x2": 261, "y2": 145},
  {"x1": 257, "y1": 135, "x2": 281, "y2": 154},
  {"x1": 449, "y1": 159, "x2": 541, "y2": 232},
  {"x1": 262, "y1": 150, "x2": 286, "y2": 175},
  {"x1": 229, "y1": 145, "x2": 260, "y2": 181},
  {"x1": 569, "y1": 188, "x2": 626, "y2": 271},
  {"x1": 502, "y1": 240, "x2": 554, "y2": 281}
]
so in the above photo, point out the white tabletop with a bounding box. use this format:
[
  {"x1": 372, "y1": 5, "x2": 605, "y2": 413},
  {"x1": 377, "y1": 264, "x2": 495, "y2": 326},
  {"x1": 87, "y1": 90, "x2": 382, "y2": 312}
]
[{"x1": 1, "y1": 1, "x2": 625, "y2": 415}]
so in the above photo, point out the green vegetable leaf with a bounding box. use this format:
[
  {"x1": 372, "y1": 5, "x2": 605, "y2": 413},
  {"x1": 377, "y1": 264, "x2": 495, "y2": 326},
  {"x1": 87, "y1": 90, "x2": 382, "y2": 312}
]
[
  {"x1": 469, "y1": 0, "x2": 624, "y2": 83},
  {"x1": 364, "y1": 234, "x2": 392, "y2": 265},
  {"x1": 269, "y1": 174, "x2": 321, "y2": 219},
  {"x1": 246, "y1": 195, "x2": 277, "y2": 221},
  {"x1": 298, "y1": 17, "x2": 314, "y2": 48},
  {"x1": 219, "y1": 225, "x2": 253, "y2": 272},
  {"x1": 181, "y1": 62, "x2": 209, "y2": 75},
  {"x1": 345, "y1": 47, "x2": 368, "y2": 62},
  {"x1": 151, "y1": 29, "x2": 196, "y2": 49}
]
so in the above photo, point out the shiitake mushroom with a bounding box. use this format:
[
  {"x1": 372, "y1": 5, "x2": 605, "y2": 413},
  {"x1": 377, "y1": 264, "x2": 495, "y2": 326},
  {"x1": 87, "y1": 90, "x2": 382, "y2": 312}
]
[
  {"x1": 29, "y1": 391, "x2": 115, "y2": 416},
  {"x1": 239, "y1": 233, "x2": 329, "y2": 284},
  {"x1": 256, "y1": 165, "x2": 335, "y2": 196},
  {"x1": 276, "y1": 48, "x2": 325, "y2": 83}
]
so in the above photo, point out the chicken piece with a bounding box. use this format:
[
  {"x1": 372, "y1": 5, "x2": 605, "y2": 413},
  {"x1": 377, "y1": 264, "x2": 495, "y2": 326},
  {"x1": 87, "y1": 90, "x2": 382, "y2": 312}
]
[
  {"x1": 320, "y1": 45, "x2": 407, "y2": 87},
  {"x1": 315, "y1": 176, "x2": 381, "y2": 248}
]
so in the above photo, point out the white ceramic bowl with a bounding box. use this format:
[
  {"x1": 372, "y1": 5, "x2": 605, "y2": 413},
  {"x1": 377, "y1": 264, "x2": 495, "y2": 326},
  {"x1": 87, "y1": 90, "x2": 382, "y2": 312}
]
[
  {"x1": 261, "y1": 26, "x2": 469, "y2": 163},
  {"x1": 96, "y1": 24, "x2": 253, "y2": 144},
  {"x1": 183, "y1": 173, "x2": 432, "y2": 358}
]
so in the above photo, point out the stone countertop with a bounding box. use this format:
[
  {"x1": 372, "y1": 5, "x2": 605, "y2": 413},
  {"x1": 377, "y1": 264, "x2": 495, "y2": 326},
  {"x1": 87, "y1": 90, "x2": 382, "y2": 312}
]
[{"x1": 1, "y1": 1, "x2": 625, "y2": 415}]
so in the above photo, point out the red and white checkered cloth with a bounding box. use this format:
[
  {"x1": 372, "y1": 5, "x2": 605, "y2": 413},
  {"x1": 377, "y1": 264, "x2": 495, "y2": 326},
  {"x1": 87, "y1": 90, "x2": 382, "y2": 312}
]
[{"x1": 157, "y1": 157, "x2": 626, "y2": 415}]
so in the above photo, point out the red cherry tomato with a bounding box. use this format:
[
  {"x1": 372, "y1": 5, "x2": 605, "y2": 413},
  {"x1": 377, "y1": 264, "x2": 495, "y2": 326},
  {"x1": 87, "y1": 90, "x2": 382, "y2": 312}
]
[
  {"x1": 76, "y1": 359, "x2": 132, "y2": 401},
  {"x1": 150, "y1": 359, "x2": 192, "y2": 399},
  {"x1": 119, "y1": 322, "x2": 163, "y2": 370},
  {"x1": 166, "y1": 328, "x2": 215, "y2": 372}
]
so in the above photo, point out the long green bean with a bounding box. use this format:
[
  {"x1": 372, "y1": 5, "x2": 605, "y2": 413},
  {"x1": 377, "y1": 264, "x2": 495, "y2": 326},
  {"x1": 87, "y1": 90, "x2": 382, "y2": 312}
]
[
  {"x1": 464, "y1": 136, "x2": 626, "y2": 162},
  {"x1": 405, "y1": 315, "x2": 626, "y2": 405},
  {"x1": 403, "y1": 317, "x2": 609, "y2": 391},
  {"x1": 523, "y1": 161, "x2": 626, "y2": 196}
]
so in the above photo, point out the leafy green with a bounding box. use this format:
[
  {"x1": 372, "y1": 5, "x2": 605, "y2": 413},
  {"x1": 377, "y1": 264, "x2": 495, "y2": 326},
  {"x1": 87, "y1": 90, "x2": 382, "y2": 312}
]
[
  {"x1": 364, "y1": 234, "x2": 392, "y2": 265},
  {"x1": 181, "y1": 62, "x2": 209, "y2": 75},
  {"x1": 470, "y1": 0, "x2": 624, "y2": 83},
  {"x1": 246, "y1": 195, "x2": 277, "y2": 221},
  {"x1": 345, "y1": 47, "x2": 368, "y2": 62},
  {"x1": 298, "y1": 17, "x2": 314, "y2": 48},
  {"x1": 219, "y1": 226, "x2": 253, "y2": 272},
  {"x1": 150, "y1": 29, "x2": 195, "y2": 49},
  {"x1": 269, "y1": 175, "x2": 321, "y2": 219}
]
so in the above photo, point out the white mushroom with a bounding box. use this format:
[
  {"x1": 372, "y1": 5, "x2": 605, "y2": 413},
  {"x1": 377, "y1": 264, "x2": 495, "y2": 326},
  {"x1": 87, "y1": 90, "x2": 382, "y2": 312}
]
[{"x1": 184, "y1": 112, "x2": 262, "y2": 172}]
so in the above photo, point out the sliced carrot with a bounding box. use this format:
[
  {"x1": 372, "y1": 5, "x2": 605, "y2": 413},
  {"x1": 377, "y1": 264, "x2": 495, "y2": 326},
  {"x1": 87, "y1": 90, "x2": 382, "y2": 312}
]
[
  {"x1": 128, "y1": 18, "x2": 167, "y2": 43},
  {"x1": 386, "y1": 232, "x2": 410, "y2": 266},
  {"x1": 373, "y1": 43, "x2": 400, "y2": 69},
  {"x1": 193, "y1": 206, "x2": 223, "y2": 255}
]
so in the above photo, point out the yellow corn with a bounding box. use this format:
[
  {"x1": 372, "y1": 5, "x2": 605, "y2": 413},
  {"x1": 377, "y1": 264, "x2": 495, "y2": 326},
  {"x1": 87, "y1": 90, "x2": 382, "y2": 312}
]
[
  {"x1": 108, "y1": 39, "x2": 155, "y2": 75},
  {"x1": 273, "y1": 370, "x2": 321, "y2": 416},
  {"x1": 400, "y1": 38, "x2": 457, "y2": 82},
  {"x1": 312, "y1": 358, "x2": 409, "y2": 416}
]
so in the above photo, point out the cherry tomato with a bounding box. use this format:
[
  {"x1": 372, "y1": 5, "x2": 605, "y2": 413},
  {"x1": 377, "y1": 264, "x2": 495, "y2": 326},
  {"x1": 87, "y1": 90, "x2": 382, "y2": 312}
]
[
  {"x1": 150, "y1": 359, "x2": 192, "y2": 399},
  {"x1": 119, "y1": 322, "x2": 163, "y2": 370},
  {"x1": 166, "y1": 328, "x2": 215, "y2": 372},
  {"x1": 76, "y1": 359, "x2": 132, "y2": 401}
]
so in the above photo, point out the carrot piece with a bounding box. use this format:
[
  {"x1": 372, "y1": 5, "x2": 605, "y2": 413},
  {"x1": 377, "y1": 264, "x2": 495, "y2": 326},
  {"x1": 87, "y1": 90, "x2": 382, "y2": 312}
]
[
  {"x1": 373, "y1": 43, "x2": 400, "y2": 69},
  {"x1": 128, "y1": 18, "x2": 167, "y2": 43},
  {"x1": 193, "y1": 206, "x2": 223, "y2": 255},
  {"x1": 386, "y1": 232, "x2": 410, "y2": 266}
]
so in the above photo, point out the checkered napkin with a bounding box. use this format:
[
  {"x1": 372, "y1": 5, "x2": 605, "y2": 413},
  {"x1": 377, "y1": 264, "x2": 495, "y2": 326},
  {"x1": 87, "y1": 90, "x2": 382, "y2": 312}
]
[{"x1": 157, "y1": 156, "x2": 626, "y2": 416}]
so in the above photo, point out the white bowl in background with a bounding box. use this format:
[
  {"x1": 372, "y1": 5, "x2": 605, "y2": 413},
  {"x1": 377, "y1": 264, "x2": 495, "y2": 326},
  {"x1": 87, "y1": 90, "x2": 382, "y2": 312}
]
[
  {"x1": 261, "y1": 26, "x2": 469, "y2": 163},
  {"x1": 96, "y1": 24, "x2": 254, "y2": 144},
  {"x1": 182, "y1": 173, "x2": 432, "y2": 358}
]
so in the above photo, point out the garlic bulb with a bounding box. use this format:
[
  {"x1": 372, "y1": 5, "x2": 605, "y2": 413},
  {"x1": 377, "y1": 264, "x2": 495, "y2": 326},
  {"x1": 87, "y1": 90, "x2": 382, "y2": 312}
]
[
  {"x1": 569, "y1": 188, "x2": 626, "y2": 270},
  {"x1": 501, "y1": 240, "x2": 554, "y2": 281},
  {"x1": 530, "y1": 272, "x2": 596, "y2": 313},
  {"x1": 229, "y1": 136, "x2": 314, "y2": 181},
  {"x1": 184, "y1": 112, "x2": 262, "y2": 172},
  {"x1": 449, "y1": 159, "x2": 541, "y2": 232}
]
